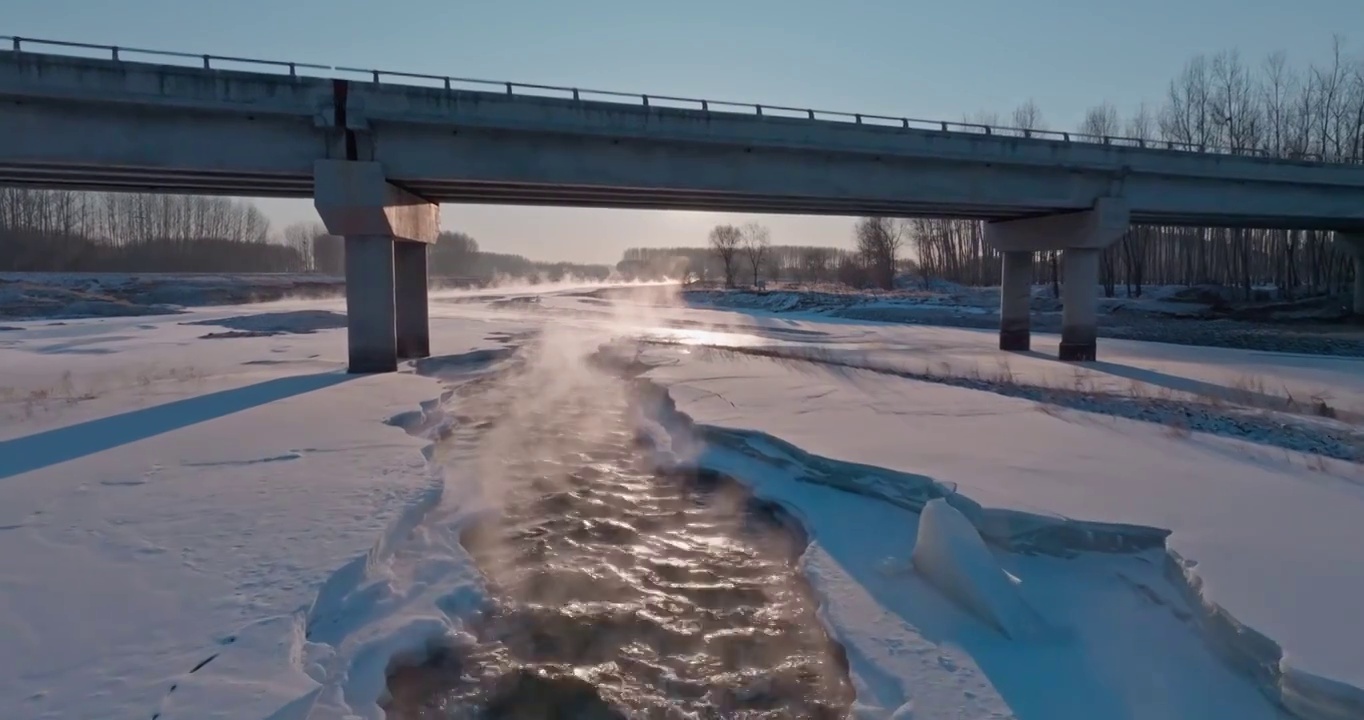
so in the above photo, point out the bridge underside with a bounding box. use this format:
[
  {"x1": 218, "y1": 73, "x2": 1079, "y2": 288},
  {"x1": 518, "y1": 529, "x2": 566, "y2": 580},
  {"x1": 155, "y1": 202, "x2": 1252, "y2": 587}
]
[
  {"x1": 2, "y1": 161, "x2": 1360, "y2": 231},
  {"x1": 417, "y1": 182, "x2": 1364, "y2": 231},
  {"x1": 0, "y1": 162, "x2": 314, "y2": 196}
]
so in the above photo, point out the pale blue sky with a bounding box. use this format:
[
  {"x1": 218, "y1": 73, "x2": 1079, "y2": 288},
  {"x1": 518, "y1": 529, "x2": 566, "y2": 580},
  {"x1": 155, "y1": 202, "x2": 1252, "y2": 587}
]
[{"x1": 7, "y1": 0, "x2": 1360, "y2": 264}]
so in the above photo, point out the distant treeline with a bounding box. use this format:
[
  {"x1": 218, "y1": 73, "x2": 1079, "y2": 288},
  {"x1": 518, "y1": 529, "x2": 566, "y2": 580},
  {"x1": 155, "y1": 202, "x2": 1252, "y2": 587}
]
[
  {"x1": 635, "y1": 39, "x2": 1364, "y2": 299},
  {"x1": 0, "y1": 188, "x2": 610, "y2": 280},
  {"x1": 0, "y1": 189, "x2": 301, "y2": 272},
  {"x1": 914, "y1": 38, "x2": 1364, "y2": 299},
  {"x1": 617, "y1": 245, "x2": 895, "y2": 285},
  {"x1": 306, "y1": 228, "x2": 611, "y2": 281}
]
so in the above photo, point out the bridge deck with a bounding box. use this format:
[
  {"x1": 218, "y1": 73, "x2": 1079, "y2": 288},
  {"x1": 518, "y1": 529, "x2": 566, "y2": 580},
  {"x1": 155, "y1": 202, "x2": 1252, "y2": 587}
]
[{"x1": 0, "y1": 42, "x2": 1362, "y2": 230}]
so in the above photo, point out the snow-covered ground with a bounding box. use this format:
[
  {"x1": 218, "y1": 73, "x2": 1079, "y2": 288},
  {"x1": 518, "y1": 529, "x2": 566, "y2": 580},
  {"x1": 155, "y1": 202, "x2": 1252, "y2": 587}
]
[
  {"x1": 688, "y1": 279, "x2": 1350, "y2": 323},
  {"x1": 0, "y1": 273, "x2": 661, "y2": 322},
  {"x1": 1, "y1": 279, "x2": 1361, "y2": 720},
  {"x1": 0, "y1": 273, "x2": 350, "y2": 321},
  {"x1": 686, "y1": 281, "x2": 1364, "y2": 358}
]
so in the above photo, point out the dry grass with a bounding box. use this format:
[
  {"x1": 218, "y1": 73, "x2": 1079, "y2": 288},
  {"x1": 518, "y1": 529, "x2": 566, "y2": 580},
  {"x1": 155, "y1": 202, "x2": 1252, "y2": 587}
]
[
  {"x1": 1163, "y1": 417, "x2": 1193, "y2": 440},
  {"x1": 959, "y1": 360, "x2": 1355, "y2": 454},
  {"x1": 1305, "y1": 452, "x2": 1332, "y2": 473},
  {"x1": 646, "y1": 339, "x2": 1363, "y2": 463},
  {"x1": 977, "y1": 359, "x2": 1352, "y2": 426}
]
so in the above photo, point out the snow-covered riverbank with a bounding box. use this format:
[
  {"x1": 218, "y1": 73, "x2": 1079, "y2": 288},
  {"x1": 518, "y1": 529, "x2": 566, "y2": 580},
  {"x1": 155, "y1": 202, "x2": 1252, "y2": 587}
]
[{"x1": 2, "y1": 282, "x2": 1360, "y2": 719}]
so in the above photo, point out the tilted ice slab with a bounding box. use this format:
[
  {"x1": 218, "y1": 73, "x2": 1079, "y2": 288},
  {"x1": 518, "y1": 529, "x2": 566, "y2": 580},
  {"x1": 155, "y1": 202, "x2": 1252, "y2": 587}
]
[{"x1": 911, "y1": 499, "x2": 1045, "y2": 640}]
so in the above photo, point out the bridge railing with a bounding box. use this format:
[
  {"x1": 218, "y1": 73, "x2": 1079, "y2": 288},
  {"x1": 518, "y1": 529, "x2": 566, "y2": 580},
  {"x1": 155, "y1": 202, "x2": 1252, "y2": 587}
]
[
  {"x1": 1, "y1": 35, "x2": 1335, "y2": 163},
  {"x1": 4, "y1": 35, "x2": 330, "y2": 77}
]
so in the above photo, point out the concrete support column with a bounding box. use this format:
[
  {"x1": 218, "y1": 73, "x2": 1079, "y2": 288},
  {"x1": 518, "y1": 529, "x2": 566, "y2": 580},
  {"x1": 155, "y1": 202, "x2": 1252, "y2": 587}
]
[
  {"x1": 313, "y1": 160, "x2": 439, "y2": 373},
  {"x1": 394, "y1": 241, "x2": 430, "y2": 359},
  {"x1": 1355, "y1": 258, "x2": 1364, "y2": 317},
  {"x1": 344, "y1": 235, "x2": 397, "y2": 373},
  {"x1": 983, "y1": 198, "x2": 1129, "y2": 361},
  {"x1": 1338, "y1": 233, "x2": 1364, "y2": 317},
  {"x1": 1060, "y1": 248, "x2": 1100, "y2": 361},
  {"x1": 999, "y1": 251, "x2": 1033, "y2": 351}
]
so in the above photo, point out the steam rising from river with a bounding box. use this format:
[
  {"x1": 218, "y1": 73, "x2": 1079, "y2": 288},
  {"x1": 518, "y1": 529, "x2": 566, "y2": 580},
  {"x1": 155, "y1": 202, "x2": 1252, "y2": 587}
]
[{"x1": 386, "y1": 280, "x2": 852, "y2": 718}]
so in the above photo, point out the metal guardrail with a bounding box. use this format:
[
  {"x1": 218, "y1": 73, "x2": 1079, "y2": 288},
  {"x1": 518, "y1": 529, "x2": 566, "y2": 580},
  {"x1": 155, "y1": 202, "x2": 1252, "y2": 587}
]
[
  {"x1": 3, "y1": 35, "x2": 329, "y2": 77},
  {"x1": 1, "y1": 35, "x2": 1335, "y2": 163}
]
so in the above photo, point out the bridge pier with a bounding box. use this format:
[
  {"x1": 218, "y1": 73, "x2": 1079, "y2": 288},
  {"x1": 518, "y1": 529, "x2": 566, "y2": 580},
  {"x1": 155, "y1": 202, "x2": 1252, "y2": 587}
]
[
  {"x1": 394, "y1": 242, "x2": 431, "y2": 360},
  {"x1": 343, "y1": 236, "x2": 398, "y2": 373},
  {"x1": 998, "y1": 251, "x2": 1033, "y2": 351},
  {"x1": 985, "y1": 199, "x2": 1130, "y2": 361},
  {"x1": 1338, "y1": 233, "x2": 1364, "y2": 317},
  {"x1": 1060, "y1": 248, "x2": 1100, "y2": 361},
  {"x1": 314, "y1": 160, "x2": 440, "y2": 373}
]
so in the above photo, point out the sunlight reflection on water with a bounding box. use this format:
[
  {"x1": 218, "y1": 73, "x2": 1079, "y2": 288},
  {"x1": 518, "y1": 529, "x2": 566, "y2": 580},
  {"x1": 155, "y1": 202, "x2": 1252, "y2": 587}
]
[{"x1": 384, "y1": 353, "x2": 851, "y2": 719}]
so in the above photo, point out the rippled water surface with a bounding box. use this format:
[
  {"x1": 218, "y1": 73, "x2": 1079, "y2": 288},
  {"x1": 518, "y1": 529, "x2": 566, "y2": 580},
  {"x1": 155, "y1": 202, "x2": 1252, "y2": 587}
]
[{"x1": 386, "y1": 351, "x2": 852, "y2": 719}]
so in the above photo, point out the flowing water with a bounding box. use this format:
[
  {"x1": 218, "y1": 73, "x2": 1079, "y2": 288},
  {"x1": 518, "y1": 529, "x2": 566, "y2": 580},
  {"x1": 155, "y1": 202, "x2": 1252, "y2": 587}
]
[{"x1": 385, "y1": 346, "x2": 853, "y2": 719}]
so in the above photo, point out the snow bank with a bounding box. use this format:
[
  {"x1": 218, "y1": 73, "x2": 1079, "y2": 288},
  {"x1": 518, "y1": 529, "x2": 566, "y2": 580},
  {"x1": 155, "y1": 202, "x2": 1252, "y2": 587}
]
[
  {"x1": 684, "y1": 284, "x2": 1364, "y2": 357},
  {"x1": 271, "y1": 346, "x2": 526, "y2": 719},
  {"x1": 0, "y1": 304, "x2": 511, "y2": 720},
  {"x1": 1170, "y1": 551, "x2": 1364, "y2": 720},
  {"x1": 0, "y1": 279, "x2": 178, "y2": 319},
  {"x1": 640, "y1": 341, "x2": 1364, "y2": 719},
  {"x1": 0, "y1": 273, "x2": 349, "y2": 320},
  {"x1": 642, "y1": 378, "x2": 1283, "y2": 719}
]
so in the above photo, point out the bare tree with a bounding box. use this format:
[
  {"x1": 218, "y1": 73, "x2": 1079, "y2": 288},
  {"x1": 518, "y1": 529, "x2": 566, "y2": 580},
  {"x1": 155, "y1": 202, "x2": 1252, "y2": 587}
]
[
  {"x1": 836, "y1": 251, "x2": 868, "y2": 287},
  {"x1": 1126, "y1": 102, "x2": 1155, "y2": 141},
  {"x1": 283, "y1": 221, "x2": 327, "y2": 272},
  {"x1": 0, "y1": 189, "x2": 297, "y2": 272},
  {"x1": 1011, "y1": 99, "x2": 1047, "y2": 136},
  {"x1": 854, "y1": 39, "x2": 1364, "y2": 306},
  {"x1": 855, "y1": 216, "x2": 903, "y2": 290},
  {"x1": 708, "y1": 224, "x2": 743, "y2": 288},
  {"x1": 962, "y1": 109, "x2": 1002, "y2": 134},
  {"x1": 1075, "y1": 103, "x2": 1124, "y2": 297},
  {"x1": 741, "y1": 222, "x2": 772, "y2": 287},
  {"x1": 430, "y1": 230, "x2": 479, "y2": 277},
  {"x1": 1006, "y1": 101, "x2": 1052, "y2": 291},
  {"x1": 1310, "y1": 36, "x2": 1350, "y2": 159},
  {"x1": 1079, "y1": 101, "x2": 1122, "y2": 139},
  {"x1": 1162, "y1": 55, "x2": 1215, "y2": 149},
  {"x1": 799, "y1": 247, "x2": 834, "y2": 283}
]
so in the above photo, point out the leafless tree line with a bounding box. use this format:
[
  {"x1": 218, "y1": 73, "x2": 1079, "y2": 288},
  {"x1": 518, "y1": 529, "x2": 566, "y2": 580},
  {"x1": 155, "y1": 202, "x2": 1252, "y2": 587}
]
[
  {"x1": 0, "y1": 190, "x2": 611, "y2": 281},
  {"x1": 698, "y1": 219, "x2": 908, "y2": 289},
  {"x1": 914, "y1": 37, "x2": 1364, "y2": 298},
  {"x1": 1, "y1": 189, "x2": 272, "y2": 246},
  {"x1": 293, "y1": 223, "x2": 612, "y2": 282},
  {"x1": 622, "y1": 243, "x2": 861, "y2": 284},
  {"x1": 703, "y1": 222, "x2": 778, "y2": 287},
  {"x1": 0, "y1": 188, "x2": 294, "y2": 272},
  {"x1": 853, "y1": 217, "x2": 904, "y2": 289}
]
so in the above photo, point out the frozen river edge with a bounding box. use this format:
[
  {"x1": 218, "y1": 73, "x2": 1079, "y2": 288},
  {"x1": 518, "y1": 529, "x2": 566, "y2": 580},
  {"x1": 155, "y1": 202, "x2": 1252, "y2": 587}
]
[{"x1": 291, "y1": 350, "x2": 1358, "y2": 720}]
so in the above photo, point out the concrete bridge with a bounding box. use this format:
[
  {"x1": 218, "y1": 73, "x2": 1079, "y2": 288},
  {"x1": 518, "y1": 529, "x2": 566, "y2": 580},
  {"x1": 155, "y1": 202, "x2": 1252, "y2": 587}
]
[{"x1": 2, "y1": 38, "x2": 1363, "y2": 369}]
